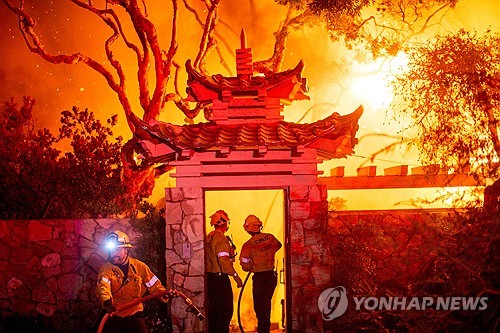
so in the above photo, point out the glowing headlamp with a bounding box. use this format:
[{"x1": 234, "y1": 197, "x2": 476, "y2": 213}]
[
  {"x1": 105, "y1": 233, "x2": 119, "y2": 251},
  {"x1": 105, "y1": 240, "x2": 118, "y2": 251}
]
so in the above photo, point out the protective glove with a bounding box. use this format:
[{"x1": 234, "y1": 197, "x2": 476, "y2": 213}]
[
  {"x1": 233, "y1": 274, "x2": 243, "y2": 288},
  {"x1": 103, "y1": 299, "x2": 117, "y2": 314}
]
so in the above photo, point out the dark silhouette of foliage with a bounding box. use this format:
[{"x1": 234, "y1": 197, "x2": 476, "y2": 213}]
[
  {"x1": 0, "y1": 97, "x2": 134, "y2": 219},
  {"x1": 57, "y1": 107, "x2": 132, "y2": 218},
  {"x1": 270, "y1": 0, "x2": 459, "y2": 63},
  {"x1": 389, "y1": 29, "x2": 500, "y2": 210},
  {"x1": 392, "y1": 29, "x2": 500, "y2": 179}
]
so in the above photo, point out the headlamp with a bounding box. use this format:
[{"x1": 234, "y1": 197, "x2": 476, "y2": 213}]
[
  {"x1": 105, "y1": 241, "x2": 117, "y2": 251},
  {"x1": 105, "y1": 233, "x2": 119, "y2": 251}
]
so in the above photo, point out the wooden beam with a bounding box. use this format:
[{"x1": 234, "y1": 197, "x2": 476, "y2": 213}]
[
  {"x1": 357, "y1": 166, "x2": 377, "y2": 177},
  {"x1": 330, "y1": 166, "x2": 345, "y2": 177},
  {"x1": 411, "y1": 164, "x2": 440, "y2": 175},
  {"x1": 319, "y1": 173, "x2": 481, "y2": 189},
  {"x1": 384, "y1": 165, "x2": 408, "y2": 176},
  {"x1": 173, "y1": 174, "x2": 320, "y2": 188}
]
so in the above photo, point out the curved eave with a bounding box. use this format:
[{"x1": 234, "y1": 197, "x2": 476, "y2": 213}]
[
  {"x1": 305, "y1": 105, "x2": 364, "y2": 159},
  {"x1": 131, "y1": 105, "x2": 363, "y2": 162},
  {"x1": 185, "y1": 59, "x2": 308, "y2": 102},
  {"x1": 289, "y1": 104, "x2": 362, "y2": 157},
  {"x1": 129, "y1": 112, "x2": 184, "y2": 154}
]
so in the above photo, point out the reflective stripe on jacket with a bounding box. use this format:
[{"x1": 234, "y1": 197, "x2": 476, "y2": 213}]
[
  {"x1": 206, "y1": 229, "x2": 237, "y2": 275},
  {"x1": 96, "y1": 257, "x2": 166, "y2": 317},
  {"x1": 240, "y1": 233, "x2": 282, "y2": 272}
]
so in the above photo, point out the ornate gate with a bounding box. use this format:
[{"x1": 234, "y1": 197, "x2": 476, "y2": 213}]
[{"x1": 132, "y1": 30, "x2": 362, "y2": 332}]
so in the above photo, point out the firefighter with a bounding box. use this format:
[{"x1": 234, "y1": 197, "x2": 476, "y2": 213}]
[
  {"x1": 240, "y1": 215, "x2": 282, "y2": 333},
  {"x1": 96, "y1": 230, "x2": 168, "y2": 333},
  {"x1": 206, "y1": 210, "x2": 243, "y2": 333}
]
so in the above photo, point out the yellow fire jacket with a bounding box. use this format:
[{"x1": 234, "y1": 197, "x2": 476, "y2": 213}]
[
  {"x1": 240, "y1": 233, "x2": 282, "y2": 272},
  {"x1": 96, "y1": 257, "x2": 166, "y2": 317},
  {"x1": 206, "y1": 229, "x2": 237, "y2": 276}
]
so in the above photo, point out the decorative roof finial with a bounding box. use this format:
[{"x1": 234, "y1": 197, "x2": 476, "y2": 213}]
[
  {"x1": 240, "y1": 28, "x2": 247, "y2": 49},
  {"x1": 236, "y1": 28, "x2": 252, "y2": 77}
]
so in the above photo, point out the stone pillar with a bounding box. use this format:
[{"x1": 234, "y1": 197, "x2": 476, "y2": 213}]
[
  {"x1": 165, "y1": 187, "x2": 205, "y2": 333},
  {"x1": 288, "y1": 185, "x2": 330, "y2": 333}
]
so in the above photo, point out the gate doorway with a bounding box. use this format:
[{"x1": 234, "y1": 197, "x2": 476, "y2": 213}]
[{"x1": 205, "y1": 189, "x2": 287, "y2": 332}]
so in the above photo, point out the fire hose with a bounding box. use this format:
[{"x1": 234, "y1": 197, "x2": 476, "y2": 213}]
[
  {"x1": 237, "y1": 272, "x2": 252, "y2": 333},
  {"x1": 97, "y1": 289, "x2": 204, "y2": 333}
]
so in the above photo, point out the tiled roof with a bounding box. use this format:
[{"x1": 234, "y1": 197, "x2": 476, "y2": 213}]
[
  {"x1": 131, "y1": 105, "x2": 363, "y2": 160},
  {"x1": 185, "y1": 59, "x2": 309, "y2": 103}
]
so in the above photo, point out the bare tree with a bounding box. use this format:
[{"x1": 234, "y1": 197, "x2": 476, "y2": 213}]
[{"x1": 2, "y1": 0, "x2": 212, "y2": 203}]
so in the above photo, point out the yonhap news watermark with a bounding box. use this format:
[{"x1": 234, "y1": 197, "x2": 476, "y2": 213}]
[{"x1": 318, "y1": 286, "x2": 489, "y2": 321}]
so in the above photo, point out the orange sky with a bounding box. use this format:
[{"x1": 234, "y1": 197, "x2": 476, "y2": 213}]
[{"x1": 1, "y1": 0, "x2": 499, "y2": 208}]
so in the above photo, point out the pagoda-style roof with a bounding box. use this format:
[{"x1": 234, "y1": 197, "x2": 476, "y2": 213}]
[
  {"x1": 130, "y1": 30, "x2": 363, "y2": 167},
  {"x1": 131, "y1": 105, "x2": 363, "y2": 161},
  {"x1": 185, "y1": 59, "x2": 309, "y2": 103}
]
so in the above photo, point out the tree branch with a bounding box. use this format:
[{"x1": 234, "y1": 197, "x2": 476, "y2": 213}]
[
  {"x1": 193, "y1": 0, "x2": 220, "y2": 74},
  {"x1": 254, "y1": 7, "x2": 307, "y2": 74}
]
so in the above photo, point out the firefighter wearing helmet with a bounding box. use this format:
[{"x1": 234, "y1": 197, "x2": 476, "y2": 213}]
[
  {"x1": 96, "y1": 230, "x2": 168, "y2": 333},
  {"x1": 240, "y1": 215, "x2": 282, "y2": 333},
  {"x1": 205, "y1": 210, "x2": 243, "y2": 333}
]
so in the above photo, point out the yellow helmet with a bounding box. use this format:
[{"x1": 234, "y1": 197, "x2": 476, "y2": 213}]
[
  {"x1": 210, "y1": 210, "x2": 230, "y2": 226},
  {"x1": 105, "y1": 230, "x2": 133, "y2": 250},
  {"x1": 244, "y1": 215, "x2": 262, "y2": 233}
]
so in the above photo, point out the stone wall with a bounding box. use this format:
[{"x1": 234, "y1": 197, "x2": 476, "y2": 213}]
[
  {"x1": 327, "y1": 210, "x2": 457, "y2": 292},
  {"x1": 288, "y1": 185, "x2": 330, "y2": 332},
  {"x1": 0, "y1": 218, "x2": 135, "y2": 333},
  {"x1": 287, "y1": 205, "x2": 481, "y2": 333},
  {"x1": 164, "y1": 187, "x2": 205, "y2": 333},
  {"x1": 1, "y1": 208, "x2": 488, "y2": 333},
  {"x1": 321, "y1": 210, "x2": 497, "y2": 333}
]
